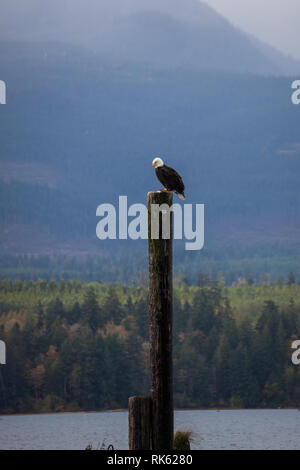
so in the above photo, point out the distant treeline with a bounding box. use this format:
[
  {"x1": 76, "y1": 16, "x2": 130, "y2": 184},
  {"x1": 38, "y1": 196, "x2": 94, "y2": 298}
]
[
  {"x1": 0, "y1": 252, "x2": 300, "y2": 286},
  {"x1": 0, "y1": 278, "x2": 300, "y2": 413}
]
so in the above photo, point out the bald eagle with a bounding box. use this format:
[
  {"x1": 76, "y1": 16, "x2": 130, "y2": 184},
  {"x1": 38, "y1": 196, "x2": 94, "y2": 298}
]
[{"x1": 152, "y1": 158, "x2": 185, "y2": 200}]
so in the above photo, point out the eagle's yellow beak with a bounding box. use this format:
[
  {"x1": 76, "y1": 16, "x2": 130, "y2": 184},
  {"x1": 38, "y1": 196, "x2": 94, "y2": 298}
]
[{"x1": 152, "y1": 162, "x2": 156, "y2": 168}]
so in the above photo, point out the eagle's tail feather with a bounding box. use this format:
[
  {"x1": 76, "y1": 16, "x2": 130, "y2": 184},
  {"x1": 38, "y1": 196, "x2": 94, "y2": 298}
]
[{"x1": 178, "y1": 193, "x2": 185, "y2": 200}]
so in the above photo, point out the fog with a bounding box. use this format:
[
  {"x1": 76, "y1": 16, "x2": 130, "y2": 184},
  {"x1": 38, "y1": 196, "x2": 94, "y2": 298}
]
[
  {"x1": 204, "y1": 0, "x2": 300, "y2": 59},
  {"x1": 1, "y1": 0, "x2": 299, "y2": 59},
  {"x1": 0, "y1": 0, "x2": 299, "y2": 73}
]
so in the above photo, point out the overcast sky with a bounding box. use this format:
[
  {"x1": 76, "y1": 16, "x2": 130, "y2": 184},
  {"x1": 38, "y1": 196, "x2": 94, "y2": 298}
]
[{"x1": 203, "y1": 0, "x2": 300, "y2": 60}]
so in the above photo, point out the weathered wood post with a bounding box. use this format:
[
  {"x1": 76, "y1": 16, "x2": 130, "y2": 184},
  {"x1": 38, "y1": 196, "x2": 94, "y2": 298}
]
[
  {"x1": 128, "y1": 396, "x2": 152, "y2": 450},
  {"x1": 148, "y1": 191, "x2": 174, "y2": 450},
  {"x1": 128, "y1": 191, "x2": 174, "y2": 450}
]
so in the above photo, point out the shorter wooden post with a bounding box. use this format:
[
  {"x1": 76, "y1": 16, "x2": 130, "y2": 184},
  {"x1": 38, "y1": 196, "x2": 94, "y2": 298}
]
[{"x1": 128, "y1": 396, "x2": 152, "y2": 450}]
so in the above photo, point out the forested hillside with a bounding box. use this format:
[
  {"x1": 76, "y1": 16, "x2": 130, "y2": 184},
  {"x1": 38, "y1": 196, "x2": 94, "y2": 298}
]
[{"x1": 1, "y1": 278, "x2": 300, "y2": 413}]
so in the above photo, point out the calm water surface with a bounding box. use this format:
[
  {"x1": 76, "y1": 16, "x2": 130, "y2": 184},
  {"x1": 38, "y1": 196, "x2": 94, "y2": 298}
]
[{"x1": 0, "y1": 409, "x2": 300, "y2": 450}]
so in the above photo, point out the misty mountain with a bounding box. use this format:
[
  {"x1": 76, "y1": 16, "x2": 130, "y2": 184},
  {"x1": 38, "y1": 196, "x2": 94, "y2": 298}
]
[
  {"x1": 0, "y1": 40, "x2": 299, "y2": 265},
  {"x1": 248, "y1": 34, "x2": 300, "y2": 76},
  {"x1": 1, "y1": 1, "x2": 300, "y2": 281},
  {"x1": 0, "y1": 0, "x2": 299, "y2": 75}
]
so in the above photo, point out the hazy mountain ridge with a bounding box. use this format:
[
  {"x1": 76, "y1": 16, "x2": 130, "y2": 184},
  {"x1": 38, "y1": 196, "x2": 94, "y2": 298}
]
[
  {"x1": 0, "y1": 0, "x2": 300, "y2": 280},
  {"x1": 0, "y1": 39, "x2": 299, "y2": 264},
  {"x1": 0, "y1": 0, "x2": 299, "y2": 75}
]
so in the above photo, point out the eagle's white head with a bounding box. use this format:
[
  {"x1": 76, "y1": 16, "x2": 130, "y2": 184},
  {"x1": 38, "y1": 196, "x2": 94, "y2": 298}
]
[{"x1": 152, "y1": 157, "x2": 164, "y2": 168}]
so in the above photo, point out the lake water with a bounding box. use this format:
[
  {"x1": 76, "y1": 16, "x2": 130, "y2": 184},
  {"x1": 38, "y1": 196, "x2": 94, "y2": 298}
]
[{"x1": 0, "y1": 409, "x2": 300, "y2": 450}]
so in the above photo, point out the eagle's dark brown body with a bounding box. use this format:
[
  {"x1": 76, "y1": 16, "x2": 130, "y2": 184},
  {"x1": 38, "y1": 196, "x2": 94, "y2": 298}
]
[{"x1": 155, "y1": 165, "x2": 185, "y2": 200}]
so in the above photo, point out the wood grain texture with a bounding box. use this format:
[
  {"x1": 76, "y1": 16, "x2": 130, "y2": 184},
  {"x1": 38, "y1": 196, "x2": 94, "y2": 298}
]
[
  {"x1": 128, "y1": 396, "x2": 152, "y2": 450},
  {"x1": 148, "y1": 191, "x2": 174, "y2": 450}
]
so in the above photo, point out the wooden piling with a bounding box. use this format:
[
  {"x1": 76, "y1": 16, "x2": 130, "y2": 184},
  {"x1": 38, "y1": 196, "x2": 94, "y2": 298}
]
[
  {"x1": 128, "y1": 396, "x2": 152, "y2": 450},
  {"x1": 128, "y1": 191, "x2": 174, "y2": 450},
  {"x1": 148, "y1": 191, "x2": 174, "y2": 450}
]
